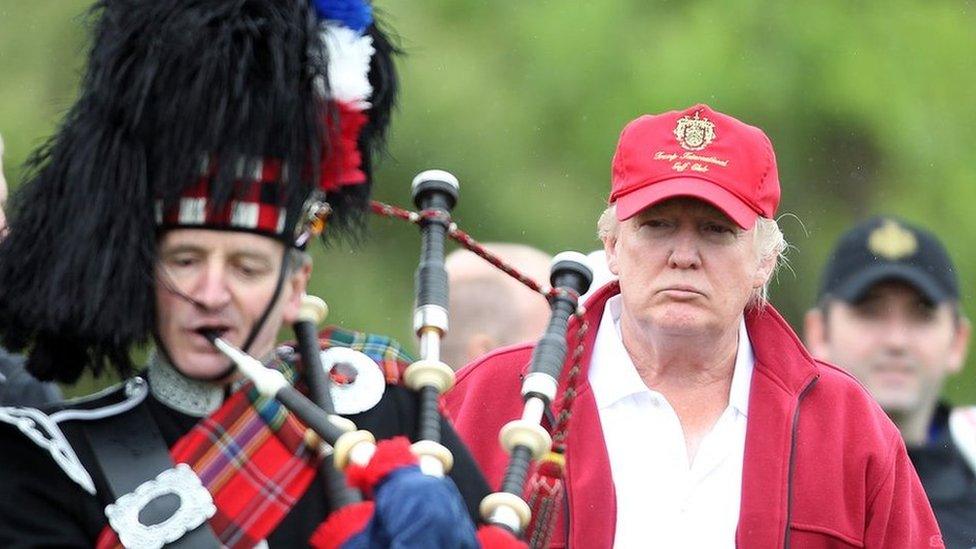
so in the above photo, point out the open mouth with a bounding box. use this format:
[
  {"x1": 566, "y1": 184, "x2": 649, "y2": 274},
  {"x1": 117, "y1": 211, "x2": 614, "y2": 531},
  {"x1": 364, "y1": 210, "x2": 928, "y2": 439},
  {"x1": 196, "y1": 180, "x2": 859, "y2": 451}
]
[{"x1": 194, "y1": 326, "x2": 230, "y2": 344}]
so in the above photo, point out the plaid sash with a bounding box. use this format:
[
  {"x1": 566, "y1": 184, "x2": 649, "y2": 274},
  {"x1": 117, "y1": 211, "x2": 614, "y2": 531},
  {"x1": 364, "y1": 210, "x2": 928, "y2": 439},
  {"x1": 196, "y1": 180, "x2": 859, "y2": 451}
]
[{"x1": 96, "y1": 327, "x2": 414, "y2": 548}]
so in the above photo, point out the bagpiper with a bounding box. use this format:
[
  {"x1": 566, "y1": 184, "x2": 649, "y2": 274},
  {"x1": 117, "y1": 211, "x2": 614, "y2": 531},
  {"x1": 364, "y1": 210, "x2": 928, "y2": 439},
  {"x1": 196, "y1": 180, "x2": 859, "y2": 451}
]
[{"x1": 0, "y1": 1, "x2": 491, "y2": 547}]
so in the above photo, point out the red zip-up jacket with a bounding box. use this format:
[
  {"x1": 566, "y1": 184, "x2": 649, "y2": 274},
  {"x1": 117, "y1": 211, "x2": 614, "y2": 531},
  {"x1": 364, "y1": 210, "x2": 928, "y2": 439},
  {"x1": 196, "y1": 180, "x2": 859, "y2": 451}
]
[{"x1": 445, "y1": 282, "x2": 942, "y2": 548}]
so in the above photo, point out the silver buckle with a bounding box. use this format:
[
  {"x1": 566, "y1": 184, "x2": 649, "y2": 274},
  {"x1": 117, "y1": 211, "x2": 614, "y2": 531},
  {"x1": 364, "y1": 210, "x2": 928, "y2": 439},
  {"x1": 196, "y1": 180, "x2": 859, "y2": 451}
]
[{"x1": 104, "y1": 463, "x2": 217, "y2": 549}]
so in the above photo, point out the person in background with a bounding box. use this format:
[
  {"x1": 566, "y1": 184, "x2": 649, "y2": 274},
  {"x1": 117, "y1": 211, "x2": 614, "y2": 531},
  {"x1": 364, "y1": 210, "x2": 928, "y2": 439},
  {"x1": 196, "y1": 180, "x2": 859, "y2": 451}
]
[
  {"x1": 442, "y1": 243, "x2": 552, "y2": 371},
  {"x1": 804, "y1": 216, "x2": 976, "y2": 548},
  {"x1": 0, "y1": 132, "x2": 62, "y2": 407}
]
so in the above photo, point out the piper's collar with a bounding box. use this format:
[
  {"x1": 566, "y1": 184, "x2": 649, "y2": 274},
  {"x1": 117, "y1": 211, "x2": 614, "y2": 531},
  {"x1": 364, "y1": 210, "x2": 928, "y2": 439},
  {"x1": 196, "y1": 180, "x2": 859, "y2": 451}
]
[
  {"x1": 147, "y1": 349, "x2": 291, "y2": 417},
  {"x1": 147, "y1": 351, "x2": 225, "y2": 417}
]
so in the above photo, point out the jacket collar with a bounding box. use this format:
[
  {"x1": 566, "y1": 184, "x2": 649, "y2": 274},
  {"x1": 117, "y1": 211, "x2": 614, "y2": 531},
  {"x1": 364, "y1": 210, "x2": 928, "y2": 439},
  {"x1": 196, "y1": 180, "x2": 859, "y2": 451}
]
[{"x1": 744, "y1": 306, "x2": 820, "y2": 397}]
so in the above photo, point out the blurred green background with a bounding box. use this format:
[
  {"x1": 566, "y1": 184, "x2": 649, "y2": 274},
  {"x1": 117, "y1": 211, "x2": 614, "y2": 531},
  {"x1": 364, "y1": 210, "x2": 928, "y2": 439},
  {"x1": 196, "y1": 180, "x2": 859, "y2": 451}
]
[{"x1": 1, "y1": 0, "x2": 974, "y2": 403}]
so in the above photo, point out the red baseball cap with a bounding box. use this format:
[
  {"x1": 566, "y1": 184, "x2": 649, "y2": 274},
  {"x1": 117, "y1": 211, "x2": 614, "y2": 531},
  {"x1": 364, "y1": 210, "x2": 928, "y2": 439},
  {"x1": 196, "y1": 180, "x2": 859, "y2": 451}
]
[{"x1": 609, "y1": 104, "x2": 780, "y2": 229}]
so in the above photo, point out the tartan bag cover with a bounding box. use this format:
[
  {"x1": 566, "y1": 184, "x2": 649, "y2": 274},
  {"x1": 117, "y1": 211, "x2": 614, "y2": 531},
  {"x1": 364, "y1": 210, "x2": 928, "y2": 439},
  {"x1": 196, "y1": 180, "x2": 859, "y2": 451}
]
[{"x1": 96, "y1": 326, "x2": 413, "y2": 548}]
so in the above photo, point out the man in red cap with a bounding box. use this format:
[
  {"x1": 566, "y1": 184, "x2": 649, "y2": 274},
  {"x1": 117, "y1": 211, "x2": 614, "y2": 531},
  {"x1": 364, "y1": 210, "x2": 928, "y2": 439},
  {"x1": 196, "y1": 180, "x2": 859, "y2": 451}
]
[{"x1": 446, "y1": 105, "x2": 943, "y2": 547}]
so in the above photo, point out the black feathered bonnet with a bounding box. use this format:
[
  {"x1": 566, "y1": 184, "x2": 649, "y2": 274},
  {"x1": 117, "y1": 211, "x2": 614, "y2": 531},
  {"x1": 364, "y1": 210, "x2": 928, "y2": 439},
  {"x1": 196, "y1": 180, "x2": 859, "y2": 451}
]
[{"x1": 0, "y1": 0, "x2": 398, "y2": 382}]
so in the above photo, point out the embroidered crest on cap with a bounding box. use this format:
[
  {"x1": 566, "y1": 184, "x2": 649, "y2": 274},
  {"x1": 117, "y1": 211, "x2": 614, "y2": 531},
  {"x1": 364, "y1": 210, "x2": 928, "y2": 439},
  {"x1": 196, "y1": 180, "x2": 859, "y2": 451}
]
[
  {"x1": 673, "y1": 111, "x2": 716, "y2": 151},
  {"x1": 868, "y1": 219, "x2": 918, "y2": 260}
]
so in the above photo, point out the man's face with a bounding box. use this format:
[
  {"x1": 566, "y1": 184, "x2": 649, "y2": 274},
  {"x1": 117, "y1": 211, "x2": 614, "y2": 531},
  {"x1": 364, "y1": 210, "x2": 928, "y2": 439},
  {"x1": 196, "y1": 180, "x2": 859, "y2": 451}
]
[
  {"x1": 604, "y1": 197, "x2": 774, "y2": 337},
  {"x1": 806, "y1": 282, "x2": 969, "y2": 416},
  {"x1": 155, "y1": 229, "x2": 309, "y2": 380}
]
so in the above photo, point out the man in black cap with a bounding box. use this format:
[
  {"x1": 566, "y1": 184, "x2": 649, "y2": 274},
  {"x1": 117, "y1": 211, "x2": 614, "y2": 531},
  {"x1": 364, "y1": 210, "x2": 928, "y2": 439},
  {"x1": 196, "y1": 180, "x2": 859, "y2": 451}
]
[
  {"x1": 0, "y1": 1, "x2": 488, "y2": 547},
  {"x1": 805, "y1": 216, "x2": 976, "y2": 548}
]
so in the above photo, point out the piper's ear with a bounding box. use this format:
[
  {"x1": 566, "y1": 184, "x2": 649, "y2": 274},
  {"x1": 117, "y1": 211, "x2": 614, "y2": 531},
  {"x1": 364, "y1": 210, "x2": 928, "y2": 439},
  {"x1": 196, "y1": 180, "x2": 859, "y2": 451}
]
[
  {"x1": 282, "y1": 260, "x2": 313, "y2": 325},
  {"x1": 803, "y1": 308, "x2": 830, "y2": 360}
]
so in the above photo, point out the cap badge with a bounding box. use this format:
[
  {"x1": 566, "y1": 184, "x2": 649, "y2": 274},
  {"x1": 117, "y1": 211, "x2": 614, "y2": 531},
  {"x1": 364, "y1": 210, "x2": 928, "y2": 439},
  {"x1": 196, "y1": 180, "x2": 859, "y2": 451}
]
[
  {"x1": 868, "y1": 219, "x2": 918, "y2": 260},
  {"x1": 674, "y1": 111, "x2": 716, "y2": 151}
]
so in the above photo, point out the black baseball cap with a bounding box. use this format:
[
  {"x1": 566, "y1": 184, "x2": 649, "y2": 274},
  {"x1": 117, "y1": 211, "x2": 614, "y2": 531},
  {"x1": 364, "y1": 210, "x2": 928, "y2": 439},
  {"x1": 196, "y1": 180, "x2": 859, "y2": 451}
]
[{"x1": 818, "y1": 216, "x2": 959, "y2": 305}]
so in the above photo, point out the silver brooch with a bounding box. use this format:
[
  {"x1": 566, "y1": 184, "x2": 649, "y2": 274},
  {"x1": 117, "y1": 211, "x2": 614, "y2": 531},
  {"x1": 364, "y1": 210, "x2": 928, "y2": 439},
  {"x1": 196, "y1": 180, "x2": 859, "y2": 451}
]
[{"x1": 104, "y1": 463, "x2": 217, "y2": 549}]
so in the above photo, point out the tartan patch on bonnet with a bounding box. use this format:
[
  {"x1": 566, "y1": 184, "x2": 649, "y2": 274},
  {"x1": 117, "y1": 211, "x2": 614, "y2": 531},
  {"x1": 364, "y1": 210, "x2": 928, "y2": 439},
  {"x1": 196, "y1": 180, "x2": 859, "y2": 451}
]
[{"x1": 154, "y1": 157, "x2": 289, "y2": 237}]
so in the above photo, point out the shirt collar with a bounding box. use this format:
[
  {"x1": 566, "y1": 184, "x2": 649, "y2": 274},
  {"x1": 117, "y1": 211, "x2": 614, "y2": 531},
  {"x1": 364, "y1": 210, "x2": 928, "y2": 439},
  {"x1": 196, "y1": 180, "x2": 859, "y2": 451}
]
[
  {"x1": 147, "y1": 350, "x2": 225, "y2": 417},
  {"x1": 589, "y1": 295, "x2": 646, "y2": 409},
  {"x1": 588, "y1": 295, "x2": 754, "y2": 417},
  {"x1": 147, "y1": 348, "x2": 283, "y2": 417}
]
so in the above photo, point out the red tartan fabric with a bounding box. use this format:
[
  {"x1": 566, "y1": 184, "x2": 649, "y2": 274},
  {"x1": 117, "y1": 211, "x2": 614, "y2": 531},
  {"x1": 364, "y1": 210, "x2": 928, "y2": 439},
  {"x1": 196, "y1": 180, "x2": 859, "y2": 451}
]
[
  {"x1": 156, "y1": 159, "x2": 288, "y2": 237},
  {"x1": 95, "y1": 386, "x2": 319, "y2": 549},
  {"x1": 313, "y1": 326, "x2": 411, "y2": 384}
]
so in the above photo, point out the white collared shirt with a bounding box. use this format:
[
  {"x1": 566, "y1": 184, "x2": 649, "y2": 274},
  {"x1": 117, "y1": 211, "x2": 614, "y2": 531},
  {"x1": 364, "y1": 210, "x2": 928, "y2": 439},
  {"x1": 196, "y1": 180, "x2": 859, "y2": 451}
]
[{"x1": 588, "y1": 295, "x2": 754, "y2": 549}]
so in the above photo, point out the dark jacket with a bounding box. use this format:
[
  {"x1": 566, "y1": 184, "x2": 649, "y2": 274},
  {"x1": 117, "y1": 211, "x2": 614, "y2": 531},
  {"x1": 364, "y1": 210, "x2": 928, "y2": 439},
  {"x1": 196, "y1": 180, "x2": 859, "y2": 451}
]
[
  {"x1": 909, "y1": 404, "x2": 976, "y2": 548},
  {"x1": 0, "y1": 331, "x2": 489, "y2": 548}
]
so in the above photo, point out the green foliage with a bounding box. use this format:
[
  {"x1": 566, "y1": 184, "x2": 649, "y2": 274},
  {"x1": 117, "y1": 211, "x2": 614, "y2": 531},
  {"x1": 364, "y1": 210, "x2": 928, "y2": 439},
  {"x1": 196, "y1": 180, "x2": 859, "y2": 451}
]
[{"x1": 2, "y1": 0, "x2": 974, "y2": 402}]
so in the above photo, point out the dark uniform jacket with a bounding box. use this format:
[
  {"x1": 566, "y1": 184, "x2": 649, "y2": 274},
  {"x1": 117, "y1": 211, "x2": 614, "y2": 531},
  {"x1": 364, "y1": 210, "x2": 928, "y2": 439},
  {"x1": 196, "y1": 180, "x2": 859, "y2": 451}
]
[
  {"x1": 0, "y1": 330, "x2": 489, "y2": 547},
  {"x1": 909, "y1": 403, "x2": 976, "y2": 549}
]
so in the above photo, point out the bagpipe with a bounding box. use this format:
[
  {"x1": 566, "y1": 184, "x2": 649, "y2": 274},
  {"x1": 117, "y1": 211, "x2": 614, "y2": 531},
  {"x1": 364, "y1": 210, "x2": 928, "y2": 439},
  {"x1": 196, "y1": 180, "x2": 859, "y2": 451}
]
[{"x1": 208, "y1": 170, "x2": 592, "y2": 548}]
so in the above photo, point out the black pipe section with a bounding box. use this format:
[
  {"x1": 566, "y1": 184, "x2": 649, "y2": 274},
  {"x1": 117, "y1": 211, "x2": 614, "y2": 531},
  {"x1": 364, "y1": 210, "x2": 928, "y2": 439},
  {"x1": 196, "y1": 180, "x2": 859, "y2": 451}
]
[
  {"x1": 412, "y1": 176, "x2": 457, "y2": 312},
  {"x1": 294, "y1": 318, "x2": 362, "y2": 508},
  {"x1": 496, "y1": 254, "x2": 592, "y2": 499}
]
